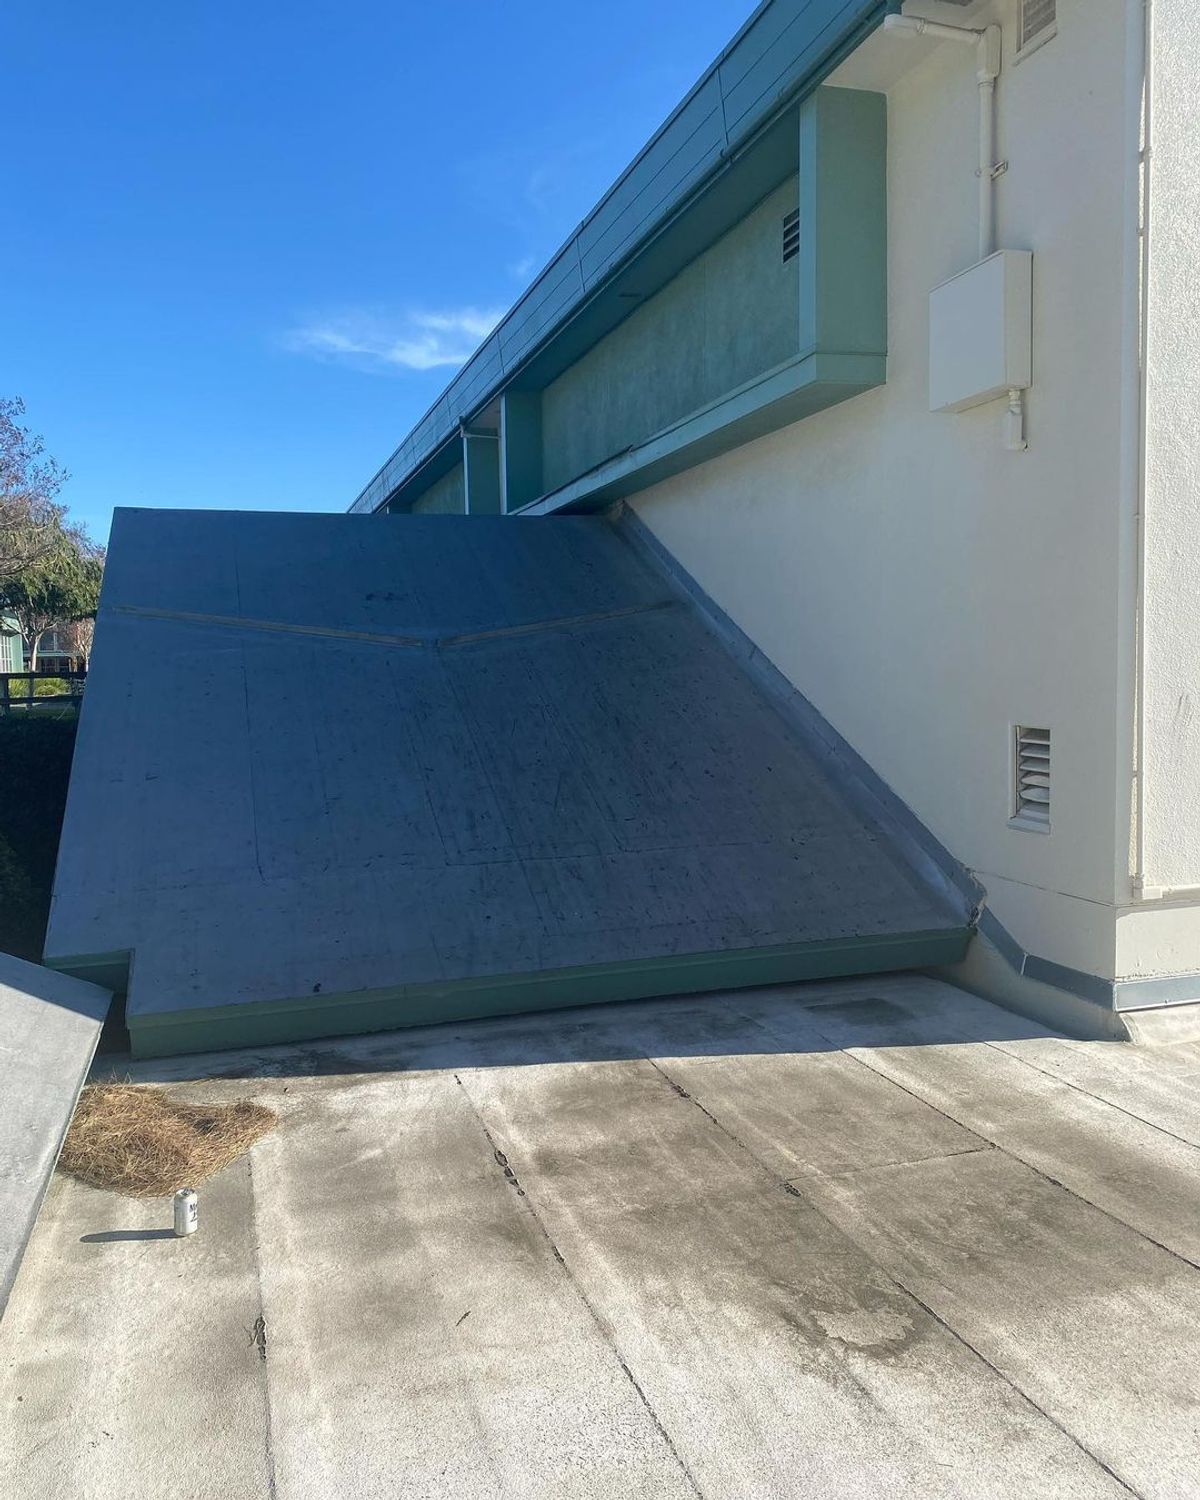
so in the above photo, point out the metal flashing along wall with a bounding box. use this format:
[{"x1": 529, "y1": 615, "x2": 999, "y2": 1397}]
[{"x1": 355, "y1": 0, "x2": 897, "y2": 519}]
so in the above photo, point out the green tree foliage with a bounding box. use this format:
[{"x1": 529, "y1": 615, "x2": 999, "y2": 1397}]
[{"x1": 0, "y1": 533, "x2": 104, "y2": 669}]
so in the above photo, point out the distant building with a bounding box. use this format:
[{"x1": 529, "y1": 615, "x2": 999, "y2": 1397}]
[
  {"x1": 0, "y1": 617, "x2": 21, "y2": 674},
  {"x1": 26, "y1": 625, "x2": 83, "y2": 675}
]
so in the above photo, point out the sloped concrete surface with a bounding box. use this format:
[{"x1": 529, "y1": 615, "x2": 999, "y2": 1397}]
[
  {"x1": 0, "y1": 953, "x2": 110, "y2": 1318},
  {"x1": 3, "y1": 976, "x2": 1199, "y2": 1498},
  {"x1": 46, "y1": 509, "x2": 966, "y2": 1054}
]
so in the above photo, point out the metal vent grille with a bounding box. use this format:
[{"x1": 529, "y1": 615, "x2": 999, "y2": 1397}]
[
  {"x1": 1019, "y1": 0, "x2": 1056, "y2": 52},
  {"x1": 1014, "y1": 727, "x2": 1051, "y2": 827},
  {"x1": 782, "y1": 208, "x2": 799, "y2": 263}
]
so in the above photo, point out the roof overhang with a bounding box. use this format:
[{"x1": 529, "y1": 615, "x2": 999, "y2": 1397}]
[{"x1": 350, "y1": 0, "x2": 900, "y2": 515}]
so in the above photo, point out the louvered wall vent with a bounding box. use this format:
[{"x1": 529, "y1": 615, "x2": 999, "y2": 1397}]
[
  {"x1": 1018, "y1": 0, "x2": 1057, "y2": 56},
  {"x1": 782, "y1": 208, "x2": 800, "y2": 264},
  {"x1": 1013, "y1": 727, "x2": 1051, "y2": 829}
]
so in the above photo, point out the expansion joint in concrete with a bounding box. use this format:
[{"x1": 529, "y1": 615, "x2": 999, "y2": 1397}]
[
  {"x1": 977, "y1": 1037, "x2": 1200, "y2": 1157},
  {"x1": 642, "y1": 1053, "x2": 1145, "y2": 1496},
  {"x1": 451, "y1": 1071, "x2": 706, "y2": 1498},
  {"x1": 882, "y1": 1273, "x2": 1144, "y2": 1498},
  {"x1": 245, "y1": 1151, "x2": 279, "y2": 1500},
  {"x1": 843, "y1": 1045, "x2": 1200, "y2": 1277}
]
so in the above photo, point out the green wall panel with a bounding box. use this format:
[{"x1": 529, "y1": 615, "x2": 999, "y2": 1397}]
[
  {"x1": 500, "y1": 392, "x2": 544, "y2": 514},
  {"x1": 376, "y1": 86, "x2": 886, "y2": 522},
  {"x1": 408, "y1": 463, "x2": 466, "y2": 516},
  {"x1": 350, "y1": 2, "x2": 898, "y2": 515},
  {"x1": 463, "y1": 433, "x2": 501, "y2": 515},
  {"x1": 540, "y1": 181, "x2": 800, "y2": 492},
  {"x1": 799, "y1": 85, "x2": 888, "y2": 358}
]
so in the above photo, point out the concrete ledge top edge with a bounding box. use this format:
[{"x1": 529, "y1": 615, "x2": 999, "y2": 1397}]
[{"x1": 0, "y1": 951, "x2": 112, "y2": 1023}]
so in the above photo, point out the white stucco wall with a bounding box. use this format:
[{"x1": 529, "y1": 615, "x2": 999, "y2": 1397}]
[
  {"x1": 1140, "y1": 0, "x2": 1200, "y2": 896},
  {"x1": 1105, "y1": 0, "x2": 1200, "y2": 987},
  {"x1": 630, "y1": 0, "x2": 1139, "y2": 981}
]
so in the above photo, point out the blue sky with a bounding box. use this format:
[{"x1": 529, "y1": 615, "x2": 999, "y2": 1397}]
[{"x1": 2, "y1": 1, "x2": 756, "y2": 543}]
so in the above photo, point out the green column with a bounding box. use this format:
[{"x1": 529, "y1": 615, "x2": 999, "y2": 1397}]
[
  {"x1": 463, "y1": 431, "x2": 501, "y2": 515},
  {"x1": 799, "y1": 86, "x2": 887, "y2": 361},
  {"x1": 499, "y1": 391, "x2": 543, "y2": 514}
]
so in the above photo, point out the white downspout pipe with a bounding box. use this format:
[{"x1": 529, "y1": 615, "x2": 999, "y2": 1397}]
[
  {"x1": 974, "y1": 27, "x2": 1002, "y2": 258},
  {"x1": 883, "y1": 15, "x2": 1018, "y2": 443},
  {"x1": 1129, "y1": 0, "x2": 1154, "y2": 899},
  {"x1": 882, "y1": 17, "x2": 1002, "y2": 241},
  {"x1": 882, "y1": 15, "x2": 1002, "y2": 254},
  {"x1": 979, "y1": 68, "x2": 996, "y2": 255}
]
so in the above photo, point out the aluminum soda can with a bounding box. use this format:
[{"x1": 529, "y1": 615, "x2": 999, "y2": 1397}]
[{"x1": 173, "y1": 1188, "x2": 199, "y2": 1237}]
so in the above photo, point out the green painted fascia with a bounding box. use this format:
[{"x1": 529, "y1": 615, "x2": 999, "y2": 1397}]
[
  {"x1": 518, "y1": 347, "x2": 886, "y2": 516},
  {"x1": 126, "y1": 928, "x2": 971, "y2": 1058}
]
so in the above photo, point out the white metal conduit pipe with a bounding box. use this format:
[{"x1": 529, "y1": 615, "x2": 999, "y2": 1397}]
[
  {"x1": 883, "y1": 15, "x2": 1003, "y2": 258},
  {"x1": 883, "y1": 15, "x2": 1024, "y2": 447}
]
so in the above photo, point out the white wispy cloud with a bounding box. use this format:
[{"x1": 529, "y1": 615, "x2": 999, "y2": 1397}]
[
  {"x1": 283, "y1": 306, "x2": 506, "y2": 373},
  {"x1": 508, "y1": 254, "x2": 539, "y2": 283}
]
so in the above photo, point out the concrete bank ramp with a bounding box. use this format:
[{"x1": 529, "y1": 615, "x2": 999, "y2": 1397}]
[
  {"x1": 46, "y1": 509, "x2": 970, "y2": 1057},
  {"x1": 0, "y1": 952, "x2": 109, "y2": 1317}
]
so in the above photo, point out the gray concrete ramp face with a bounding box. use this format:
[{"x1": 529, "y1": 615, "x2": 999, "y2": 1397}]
[
  {"x1": 46, "y1": 509, "x2": 969, "y2": 1056},
  {"x1": 0, "y1": 952, "x2": 110, "y2": 1316}
]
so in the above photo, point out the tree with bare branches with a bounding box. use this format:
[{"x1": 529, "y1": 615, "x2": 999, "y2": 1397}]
[
  {"x1": 60, "y1": 613, "x2": 97, "y2": 671},
  {"x1": 0, "y1": 397, "x2": 71, "y2": 584}
]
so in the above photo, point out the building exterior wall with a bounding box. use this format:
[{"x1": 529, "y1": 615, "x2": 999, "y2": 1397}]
[
  {"x1": 541, "y1": 181, "x2": 800, "y2": 492},
  {"x1": 1139, "y1": 0, "x2": 1200, "y2": 895},
  {"x1": 349, "y1": 0, "x2": 1200, "y2": 1013},
  {"x1": 407, "y1": 463, "x2": 466, "y2": 516},
  {"x1": 629, "y1": 0, "x2": 1136, "y2": 982},
  {"x1": 0, "y1": 624, "x2": 20, "y2": 673},
  {"x1": 1111, "y1": 0, "x2": 1200, "y2": 984}
]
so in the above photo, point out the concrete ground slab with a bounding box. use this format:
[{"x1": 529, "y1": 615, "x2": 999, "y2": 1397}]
[
  {"x1": 807, "y1": 1148, "x2": 1200, "y2": 1499},
  {"x1": 251, "y1": 1071, "x2": 698, "y2": 1499},
  {"x1": 989, "y1": 1031, "x2": 1200, "y2": 1145},
  {"x1": 0, "y1": 1159, "x2": 269, "y2": 1500},
  {"x1": 750, "y1": 980, "x2": 1200, "y2": 1261},
  {"x1": 2, "y1": 975, "x2": 1197, "y2": 1499}
]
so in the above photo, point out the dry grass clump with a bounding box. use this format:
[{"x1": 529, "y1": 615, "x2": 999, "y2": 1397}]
[{"x1": 59, "y1": 1084, "x2": 277, "y2": 1198}]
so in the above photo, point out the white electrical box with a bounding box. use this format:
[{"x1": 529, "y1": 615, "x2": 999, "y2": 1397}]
[{"x1": 929, "y1": 250, "x2": 1032, "y2": 413}]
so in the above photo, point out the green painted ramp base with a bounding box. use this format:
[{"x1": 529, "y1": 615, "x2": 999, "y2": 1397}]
[{"x1": 124, "y1": 929, "x2": 972, "y2": 1059}]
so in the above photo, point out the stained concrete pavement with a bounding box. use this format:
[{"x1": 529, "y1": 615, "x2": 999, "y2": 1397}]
[{"x1": 3, "y1": 975, "x2": 1199, "y2": 1498}]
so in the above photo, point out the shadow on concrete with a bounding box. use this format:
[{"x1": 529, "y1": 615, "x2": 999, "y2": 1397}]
[
  {"x1": 80, "y1": 1229, "x2": 176, "y2": 1244},
  {"x1": 91, "y1": 980, "x2": 1057, "y2": 1088}
]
